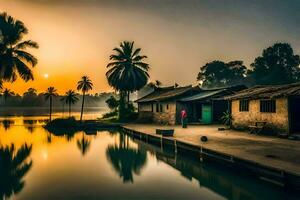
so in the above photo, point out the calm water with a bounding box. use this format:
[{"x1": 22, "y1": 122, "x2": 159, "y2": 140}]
[{"x1": 0, "y1": 116, "x2": 299, "y2": 200}]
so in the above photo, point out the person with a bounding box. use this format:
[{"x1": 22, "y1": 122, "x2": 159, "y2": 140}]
[{"x1": 181, "y1": 109, "x2": 188, "y2": 128}]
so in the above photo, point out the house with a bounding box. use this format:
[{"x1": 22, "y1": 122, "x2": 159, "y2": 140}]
[
  {"x1": 136, "y1": 85, "x2": 246, "y2": 125},
  {"x1": 224, "y1": 82, "x2": 300, "y2": 135}
]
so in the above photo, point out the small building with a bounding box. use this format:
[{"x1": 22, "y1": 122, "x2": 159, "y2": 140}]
[
  {"x1": 225, "y1": 82, "x2": 300, "y2": 135},
  {"x1": 136, "y1": 85, "x2": 246, "y2": 125}
]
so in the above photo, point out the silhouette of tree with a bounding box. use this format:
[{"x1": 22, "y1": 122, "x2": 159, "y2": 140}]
[
  {"x1": 2, "y1": 88, "x2": 14, "y2": 104},
  {"x1": 148, "y1": 80, "x2": 162, "y2": 89},
  {"x1": 0, "y1": 12, "x2": 38, "y2": 82},
  {"x1": 44, "y1": 87, "x2": 58, "y2": 121},
  {"x1": 105, "y1": 95, "x2": 118, "y2": 112},
  {"x1": 106, "y1": 134, "x2": 147, "y2": 183},
  {"x1": 197, "y1": 60, "x2": 247, "y2": 88},
  {"x1": 248, "y1": 43, "x2": 300, "y2": 85},
  {"x1": 0, "y1": 143, "x2": 33, "y2": 199},
  {"x1": 76, "y1": 133, "x2": 91, "y2": 156},
  {"x1": 77, "y1": 76, "x2": 93, "y2": 122},
  {"x1": 61, "y1": 90, "x2": 79, "y2": 117},
  {"x1": 106, "y1": 41, "x2": 149, "y2": 120}
]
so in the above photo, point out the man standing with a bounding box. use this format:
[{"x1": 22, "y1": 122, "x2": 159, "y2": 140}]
[{"x1": 181, "y1": 109, "x2": 188, "y2": 128}]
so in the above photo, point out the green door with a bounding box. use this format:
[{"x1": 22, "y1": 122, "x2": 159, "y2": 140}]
[{"x1": 202, "y1": 104, "x2": 212, "y2": 124}]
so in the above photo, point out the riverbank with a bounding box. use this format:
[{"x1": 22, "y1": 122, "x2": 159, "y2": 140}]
[{"x1": 121, "y1": 124, "x2": 300, "y2": 190}]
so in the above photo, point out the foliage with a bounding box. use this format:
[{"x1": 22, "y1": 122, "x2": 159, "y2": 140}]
[
  {"x1": 106, "y1": 41, "x2": 149, "y2": 92},
  {"x1": 220, "y1": 111, "x2": 232, "y2": 127},
  {"x1": 61, "y1": 90, "x2": 79, "y2": 117},
  {"x1": 0, "y1": 12, "x2": 38, "y2": 82},
  {"x1": 248, "y1": 43, "x2": 300, "y2": 85},
  {"x1": 105, "y1": 95, "x2": 119, "y2": 111},
  {"x1": 44, "y1": 87, "x2": 58, "y2": 101},
  {"x1": 197, "y1": 60, "x2": 247, "y2": 88},
  {"x1": 102, "y1": 110, "x2": 118, "y2": 119}
]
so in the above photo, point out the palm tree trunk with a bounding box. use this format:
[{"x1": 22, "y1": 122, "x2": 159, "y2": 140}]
[
  {"x1": 69, "y1": 103, "x2": 71, "y2": 118},
  {"x1": 127, "y1": 91, "x2": 130, "y2": 104},
  {"x1": 49, "y1": 97, "x2": 52, "y2": 122},
  {"x1": 80, "y1": 91, "x2": 85, "y2": 122}
]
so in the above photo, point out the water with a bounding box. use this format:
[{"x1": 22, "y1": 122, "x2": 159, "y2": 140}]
[{"x1": 0, "y1": 116, "x2": 299, "y2": 200}]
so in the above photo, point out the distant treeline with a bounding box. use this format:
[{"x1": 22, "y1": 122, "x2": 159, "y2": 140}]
[{"x1": 0, "y1": 88, "x2": 117, "y2": 107}]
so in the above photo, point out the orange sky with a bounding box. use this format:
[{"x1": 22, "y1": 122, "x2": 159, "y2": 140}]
[{"x1": 1, "y1": 0, "x2": 300, "y2": 95}]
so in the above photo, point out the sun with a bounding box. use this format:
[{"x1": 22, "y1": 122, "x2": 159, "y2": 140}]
[{"x1": 43, "y1": 73, "x2": 49, "y2": 79}]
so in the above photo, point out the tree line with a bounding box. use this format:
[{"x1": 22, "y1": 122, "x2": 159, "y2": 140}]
[
  {"x1": 1, "y1": 11, "x2": 300, "y2": 122},
  {"x1": 197, "y1": 43, "x2": 300, "y2": 88}
]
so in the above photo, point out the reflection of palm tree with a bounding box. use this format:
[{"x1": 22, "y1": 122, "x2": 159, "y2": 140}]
[
  {"x1": 77, "y1": 76, "x2": 93, "y2": 122},
  {"x1": 76, "y1": 133, "x2": 91, "y2": 156},
  {"x1": 106, "y1": 134, "x2": 147, "y2": 183},
  {"x1": 1, "y1": 119, "x2": 14, "y2": 130},
  {"x1": 0, "y1": 143, "x2": 33, "y2": 199},
  {"x1": 44, "y1": 87, "x2": 58, "y2": 121}
]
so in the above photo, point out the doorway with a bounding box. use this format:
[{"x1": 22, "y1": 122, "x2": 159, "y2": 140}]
[{"x1": 290, "y1": 96, "x2": 300, "y2": 133}]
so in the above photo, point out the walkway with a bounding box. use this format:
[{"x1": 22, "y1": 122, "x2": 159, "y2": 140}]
[{"x1": 123, "y1": 124, "x2": 300, "y2": 176}]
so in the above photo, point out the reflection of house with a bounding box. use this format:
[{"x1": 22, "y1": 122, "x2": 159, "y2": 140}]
[
  {"x1": 136, "y1": 85, "x2": 246, "y2": 125},
  {"x1": 225, "y1": 82, "x2": 300, "y2": 135}
]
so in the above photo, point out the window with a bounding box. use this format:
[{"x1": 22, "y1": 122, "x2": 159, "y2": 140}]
[
  {"x1": 260, "y1": 100, "x2": 276, "y2": 113},
  {"x1": 239, "y1": 100, "x2": 249, "y2": 112},
  {"x1": 151, "y1": 103, "x2": 154, "y2": 112},
  {"x1": 160, "y1": 104, "x2": 163, "y2": 112},
  {"x1": 156, "y1": 103, "x2": 159, "y2": 112},
  {"x1": 166, "y1": 104, "x2": 169, "y2": 110}
]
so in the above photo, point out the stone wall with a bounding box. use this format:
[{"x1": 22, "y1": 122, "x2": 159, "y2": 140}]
[
  {"x1": 231, "y1": 98, "x2": 289, "y2": 134},
  {"x1": 138, "y1": 102, "x2": 178, "y2": 125}
]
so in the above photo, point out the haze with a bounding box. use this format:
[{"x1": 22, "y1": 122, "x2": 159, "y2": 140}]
[{"x1": 1, "y1": 0, "x2": 299, "y2": 94}]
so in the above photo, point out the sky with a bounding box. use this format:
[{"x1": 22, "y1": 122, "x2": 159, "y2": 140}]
[{"x1": 0, "y1": 0, "x2": 300, "y2": 94}]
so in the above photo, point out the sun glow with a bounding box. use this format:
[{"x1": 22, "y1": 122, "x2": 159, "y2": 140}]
[{"x1": 43, "y1": 73, "x2": 49, "y2": 79}]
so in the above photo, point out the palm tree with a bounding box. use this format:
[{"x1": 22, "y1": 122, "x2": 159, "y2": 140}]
[
  {"x1": 0, "y1": 12, "x2": 38, "y2": 82},
  {"x1": 44, "y1": 87, "x2": 58, "y2": 121},
  {"x1": 77, "y1": 76, "x2": 93, "y2": 122},
  {"x1": 61, "y1": 90, "x2": 79, "y2": 117},
  {"x1": 2, "y1": 88, "x2": 13, "y2": 105},
  {"x1": 0, "y1": 143, "x2": 33, "y2": 199},
  {"x1": 106, "y1": 41, "x2": 149, "y2": 119}
]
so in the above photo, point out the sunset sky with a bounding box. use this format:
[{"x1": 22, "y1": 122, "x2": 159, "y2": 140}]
[{"x1": 1, "y1": 0, "x2": 300, "y2": 95}]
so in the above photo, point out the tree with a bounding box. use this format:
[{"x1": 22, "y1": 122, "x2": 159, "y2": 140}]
[
  {"x1": 105, "y1": 95, "x2": 119, "y2": 111},
  {"x1": 148, "y1": 80, "x2": 162, "y2": 89},
  {"x1": 2, "y1": 88, "x2": 13, "y2": 104},
  {"x1": 0, "y1": 12, "x2": 38, "y2": 83},
  {"x1": 106, "y1": 41, "x2": 149, "y2": 120},
  {"x1": 197, "y1": 60, "x2": 247, "y2": 88},
  {"x1": 248, "y1": 43, "x2": 300, "y2": 85},
  {"x1": 44, "y1": 87, "x2": 58, "y2": 121},
  {"x1": 61, "y1": 90, "x2": 79, "y2": 117},
  {"x1": 77, "y1": 76, "x2": 93, "y2": 122}
]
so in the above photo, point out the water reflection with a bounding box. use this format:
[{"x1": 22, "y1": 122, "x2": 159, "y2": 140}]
[
  {"x1": 0, "y1": 119, "x2": 14, "y2": 130},
  {"x1": 132, "y1": 137, "x2": 297, "y2": 200},
  {"x1": 0, "y1": 143, "x2": 33, "y2": 199},
  {"x1": 106, "y1": 133, "x2": 147, "y2": 183},
  {"x1": 76, "y1": 133, "x2": 91, "y2": 156}
]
